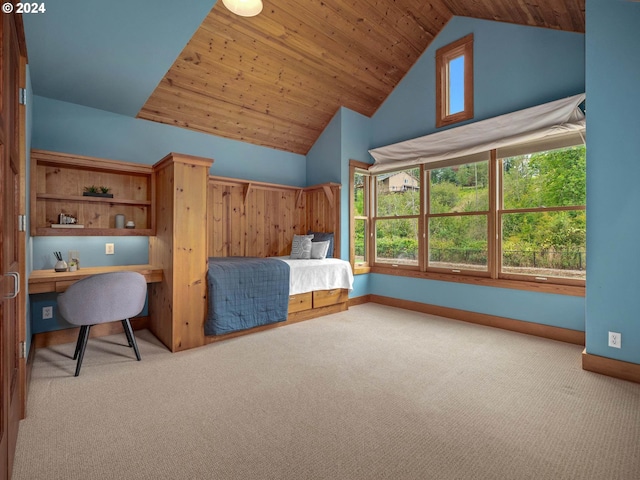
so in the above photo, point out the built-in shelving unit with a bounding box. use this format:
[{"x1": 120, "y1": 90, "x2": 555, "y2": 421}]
[{"x1": 30, "y1": 149, "x2": 155, "y2": 236}]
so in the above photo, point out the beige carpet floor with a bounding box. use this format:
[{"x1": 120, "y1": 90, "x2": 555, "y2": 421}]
[{"x1": 12, "y1": 304, "x2": 640, "y2": 479}]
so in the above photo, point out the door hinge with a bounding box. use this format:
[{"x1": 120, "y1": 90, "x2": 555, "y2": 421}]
[
  {"x1": 20, "y1": 341, "x2": 27, "y2": 359},
  {"x1": 18, "y1": 214, "x2": 26, "y2": 232},
  {"x1": 19, "y1": 88, "x2": 27, "y2": 106}
]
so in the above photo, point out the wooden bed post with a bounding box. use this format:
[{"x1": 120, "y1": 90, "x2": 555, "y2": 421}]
[{"x1": 149, "y1": 153, "x2": 214, "y2": 352}]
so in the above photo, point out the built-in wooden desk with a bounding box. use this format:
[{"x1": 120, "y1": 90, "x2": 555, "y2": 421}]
[{"x1": 28, "y1": 264, "x2": 163, "y2": 294}]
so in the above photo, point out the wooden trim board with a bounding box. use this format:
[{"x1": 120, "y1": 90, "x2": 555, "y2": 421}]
[
  {"x1": 349, "y1": 295, "x2": 371, "y2": 307},
  {"x1": 582, "y1": 350, "x2": 640, "y2": 384},
  {"x1": 369, "y1": 295, "x2": 585, "y2": 346}
]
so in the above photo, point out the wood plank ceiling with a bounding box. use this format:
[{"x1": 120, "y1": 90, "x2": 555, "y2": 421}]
[{"x1": 138, "y1": 0, "x2": 585, "y2": 155}]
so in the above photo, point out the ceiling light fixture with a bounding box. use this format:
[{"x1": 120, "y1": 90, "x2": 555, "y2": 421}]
[{"x1": 221, "y1": 0, "x2": 263, "y2": 17}]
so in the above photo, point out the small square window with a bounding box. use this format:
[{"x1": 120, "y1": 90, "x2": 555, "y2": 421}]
[{"x1": 436, "y1": 34, "x2": 474, "y2": 128}]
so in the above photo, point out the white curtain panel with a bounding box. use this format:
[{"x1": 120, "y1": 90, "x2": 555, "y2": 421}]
[{"x1": 368, "y1": 93, "x2": 586, "y2": 173}]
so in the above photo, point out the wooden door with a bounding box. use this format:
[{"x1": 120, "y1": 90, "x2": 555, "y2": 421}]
[{"x1": 0, "y1": 9, "x2": 26, "y2": 480}]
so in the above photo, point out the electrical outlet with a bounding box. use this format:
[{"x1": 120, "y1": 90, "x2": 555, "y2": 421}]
[
  {"x1": 608, "y1": 331, "x2": 622, "y2": 349},
  {"x1": 42, "y1": 306, "x2": 53, "y2": 320},
  {"x1": 105, "y1": 243, "x2": 114, "y2": 255}
]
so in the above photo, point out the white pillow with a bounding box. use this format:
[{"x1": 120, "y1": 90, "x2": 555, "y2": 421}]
[
  {"x1": 310, "y1": 240, "x2": 330, "y2": 259},
  {"x1": 290, "y1": 234, "x2": 314, "y2": 259}
]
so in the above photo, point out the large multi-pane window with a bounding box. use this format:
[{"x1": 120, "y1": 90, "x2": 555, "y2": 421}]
[
  {"x1": 427, "y1": 156, "x2": 490, "y2": 273},
  {"x1": 350, "y1": 138, "x2": 586, "y2": 290},
  {"x1": 374, "y1": 168, "x2": 420, "y2": 266},
  {"x1": 499, "y1": 144, "x2": 586, "y2": 281}
]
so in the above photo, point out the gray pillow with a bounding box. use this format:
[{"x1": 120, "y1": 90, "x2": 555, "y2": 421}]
[
  {"x1": 310, "y1": 241, "x2": 330, "y2": 259},
  {"x1": 307, "y1": 230, "x2": 334, "y2": 258},
  {"x1": 290, "y1": 234, "x2": 314, "y2": 259}
]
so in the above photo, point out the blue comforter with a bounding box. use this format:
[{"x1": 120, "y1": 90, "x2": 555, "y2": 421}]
[{"x1": 205, "y1": 257, "x2": 290, "y2": 335}]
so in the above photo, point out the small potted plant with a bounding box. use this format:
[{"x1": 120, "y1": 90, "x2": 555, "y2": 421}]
[{"x1": 83, "y1": 185, "x2": 113, "y2": 198}]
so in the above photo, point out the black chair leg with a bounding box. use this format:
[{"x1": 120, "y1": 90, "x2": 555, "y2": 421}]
[
  {"x1": 75, "y1": 325, "x2": 92, "y2": 377},
  {"x1": 123, "y1": 318, "x2": 141, "y2": 361},
  {"x1": 121, "y1": 319, "x2": 134, "y2": 347},
  {"x1": 73, "y1": 325, "x2": 87, "y2": 360}
]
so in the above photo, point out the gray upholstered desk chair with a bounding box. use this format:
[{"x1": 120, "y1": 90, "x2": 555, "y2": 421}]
[{"x1": 57, "y1": 271, "x2": 146, "y2": 376}]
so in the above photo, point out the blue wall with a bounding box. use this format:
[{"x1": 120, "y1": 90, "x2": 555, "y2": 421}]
[
  {"x1": 306, "y1": 110, "x2": 342, "y2": 186},
  {"x1": 23, "y1": 0, "x2": 215, "y2": 116},
  {"x1": 339, "y1": 107, "x2": 372, "y2": 261},
  {"x1": 372, "y1": 17, "x2": 585, "y2": 148},
  {"x1": 306, "y1": 106, "x2": 372, "y2": 263},
  {"x1": 31, "y1": 237, "x2": 149, "y2": 271},
  {"x1": 585, "y1": 0, "x2": 640, "y2": 363},
  {"x1": 32, "y1": 96, "x2": 306, "y2": 185},
  {"x1": 370, "y1": 275, "x2": 585, "y2": 331},
  {"x1": 363, "y1": 17, "x2": 586, "y2": 332}
]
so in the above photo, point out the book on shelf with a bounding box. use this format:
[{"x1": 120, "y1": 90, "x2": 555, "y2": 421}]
[{"x1": 51, "y1": 224, "x2": 85, "y2": 228}]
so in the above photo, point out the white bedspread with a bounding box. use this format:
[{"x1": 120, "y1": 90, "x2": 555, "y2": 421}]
[{"x1": 276, "y1": 257, "x2": 354, "y2": 295}]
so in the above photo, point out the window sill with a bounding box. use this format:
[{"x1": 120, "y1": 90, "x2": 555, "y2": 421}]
[
  {"x1": 353, "y1": 265, "x2": 371, "y2": 275},
  {"x1": 370, "y1": 266, "x2": 584, "y2": 297}
]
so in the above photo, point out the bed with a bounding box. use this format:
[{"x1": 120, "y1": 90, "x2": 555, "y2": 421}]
[
  {"x1": 149, "y1": 160, "x2": 351, "y2": 352},
  {"x1": 206, "y1": 256, "x2": 354, "y2": 336}
]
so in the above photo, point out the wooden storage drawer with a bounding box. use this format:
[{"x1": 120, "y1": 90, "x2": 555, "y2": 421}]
[
  {"x1": 312, "y1": 288, "x2": 348, "y2": 308},
  {"x1": 289, "y1": 292, "x2": 312, "y2": 313}
]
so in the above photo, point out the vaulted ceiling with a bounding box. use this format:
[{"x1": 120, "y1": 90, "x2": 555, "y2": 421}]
[
  {"x1": 24, "y1": 0, "x2": 585, "y2": 156},
  {"x1": 139, "y1": 0, "x2": 585, "y2": 154}
]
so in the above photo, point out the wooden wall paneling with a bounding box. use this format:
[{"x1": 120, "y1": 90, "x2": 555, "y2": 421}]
[
  {"x1": 279, "y1": 192, "x2": 287, "y2": 254},
  {"x1": 288, "y1": 190, "x2": 296, "y2": 238},
  {"x1": 285, "y1": 190, "x2": 299, "y2": 254},
  {"x1": 265, "y1": 189, "x2": 276, "y2": 256},
  {"x1": 276, "y1": 191, "x2": 286, "y2": 256},
  {"x1": 208, "y1": 182, "x2": 225, "y2": 257},
  {"x1": 246, "y1": 188, "x2": 260, "y2": 256},
  {"x1": 229, "y1": 184, "x2": 245, "y2": 256},
  {"x1": 223, "y1": 184, "x2": 232, "y2": 255},
  {"x1": 303, "y1": 184, "x2": 341, "y2": 256},
  {"x1": 295, "y1": 190, "x2": 306, "y2": 239},
  {"x1": 206, "y1": 177, "x2": 340, "y2": 259}
]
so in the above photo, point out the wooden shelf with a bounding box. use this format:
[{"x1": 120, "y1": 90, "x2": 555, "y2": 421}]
[
  {"x1": 36, "y1": 193, "x2": 152, "y2": 206},
  {"x1": 35, "y1": 228, "x2": 154, "y2": 237},
  {"x1": 31, "y1": 150, "x2": 156, "y2": 236}
]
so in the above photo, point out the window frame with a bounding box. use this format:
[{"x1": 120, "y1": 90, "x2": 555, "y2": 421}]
[
  {"x1": 349, "y1": 160, "x2": 372, "y2": 274},
  {"x1": 371, "y1": 167, "x2": 423, "y2": 270},
  {"x1": 351, "y1": 139, "x2": 586, "y2": 296},
  {"x1": 497, "y1": 145, "x2": 586, "y2": 286},
  {"x1": 436, "y1": 34, "x2": 474, "y2": 128},
  {"x1": 425, "y1": 154, "x2": 494, "y2": 277}
]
